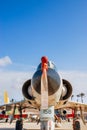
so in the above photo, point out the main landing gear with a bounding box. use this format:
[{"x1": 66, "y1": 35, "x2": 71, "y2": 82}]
[
  {"x1": 15, "y1": 119, "x2": 23, "y2": 130},
  {"x1": 73, "y1": 108, "x2": 81, "y2": 130},
  {"x1": 15, "y1": 106, "x2": 23, "y2": 130}
]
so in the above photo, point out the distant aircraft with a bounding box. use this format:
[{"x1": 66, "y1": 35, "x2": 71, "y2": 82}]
[
  {"x1": 0, "y1": 56, "x2": 87, "y2": 130},
  {"x1": 4, "y1": 91, "x2": 9, "y2": 104},
  {"x1": 0, "y1": 92, "x2": 28, "y2": 122}
]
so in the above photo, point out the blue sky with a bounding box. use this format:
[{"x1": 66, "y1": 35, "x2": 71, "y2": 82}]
[{"x1": 0, "y1": 0, "x2": 87, "y2": 103}]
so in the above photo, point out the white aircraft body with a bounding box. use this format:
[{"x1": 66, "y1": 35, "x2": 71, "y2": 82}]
[{"x1": 0, "y1": 56, "x2": 87, "y2": 130}]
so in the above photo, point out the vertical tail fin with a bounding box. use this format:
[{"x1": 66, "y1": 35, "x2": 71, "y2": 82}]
[{"x1": 4, "y1": 91, "x2": 9, "y2": 104}]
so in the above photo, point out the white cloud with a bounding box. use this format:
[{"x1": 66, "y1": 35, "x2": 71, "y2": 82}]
[
  {"x1": 0, "y1": 70, "x2": 33, "y2": 103},
  {"x1": 0, "y1": 56, "x2": 12, "y2": 67},
  {"x1": 59, "y1": 70, "x2": 87, "y2": 103}
]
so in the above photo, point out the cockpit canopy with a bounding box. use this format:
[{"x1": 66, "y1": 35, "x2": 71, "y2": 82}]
[{"x1": 37, "y1": 61, "x2": 57, "y2": 71}]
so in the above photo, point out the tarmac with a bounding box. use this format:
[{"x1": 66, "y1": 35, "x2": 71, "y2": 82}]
[
  {"x1": 0, "y1": 119, "x2": 87, "y2": 130},
  {"x1": 0, "y1": 122, "x2": 71, "y2": 130}
]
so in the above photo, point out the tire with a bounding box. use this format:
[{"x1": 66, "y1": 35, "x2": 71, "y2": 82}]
[
  {"x1": 5, "y1": 118, "x2": 8, "y2": 122},
  {"x1": 74, "y1": 121, "x2": 80, "y2": 130},
  {"x1": 15, "y1": 119, "x2": 23, "y2": 130}
]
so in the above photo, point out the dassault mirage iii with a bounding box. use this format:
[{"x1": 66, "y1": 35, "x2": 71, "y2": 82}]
[{"x1": 0, "y1": 56, "x2": 87, "y2": 130}]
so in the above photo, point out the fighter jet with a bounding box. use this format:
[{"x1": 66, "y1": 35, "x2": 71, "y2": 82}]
[{"x1": 0, "y1": 56, "x2": 87, "y2": 130}]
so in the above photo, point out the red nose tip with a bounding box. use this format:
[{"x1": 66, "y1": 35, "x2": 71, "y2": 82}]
[
  {"x1": 41, "y1": 56, "x2": 48, "y2": 64},
  {"x1": 41, "y1": 56, "x2": 48, "y2": 71}
]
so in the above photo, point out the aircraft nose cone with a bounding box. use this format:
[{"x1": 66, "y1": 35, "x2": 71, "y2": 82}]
[
  {"x1": 41, "y1": 56, "x2": 48, "y2": 63},
  {"x1": 32, "y1": 68, "x2": 61, "y2": 96}
]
